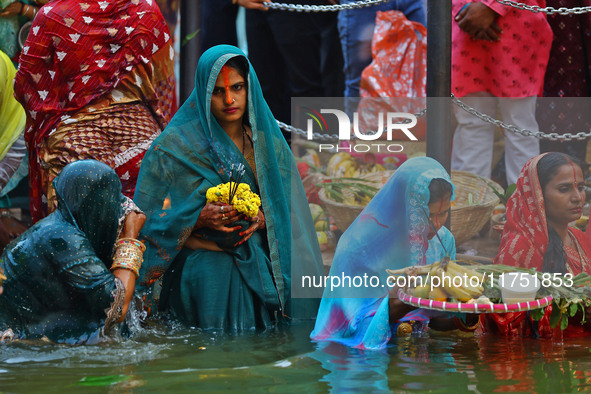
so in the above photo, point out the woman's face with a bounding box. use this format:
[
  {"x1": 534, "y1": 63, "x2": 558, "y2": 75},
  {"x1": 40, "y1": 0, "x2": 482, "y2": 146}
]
[
  {"x1": 210, "y1": 65, "x2": 247, "y2": 127},
  {"x1": 544, "y1": 163, "x2": 585, "y2": 227},
  {"x1": 427, "y1": 195, "x2": 451, "y2": 240}
]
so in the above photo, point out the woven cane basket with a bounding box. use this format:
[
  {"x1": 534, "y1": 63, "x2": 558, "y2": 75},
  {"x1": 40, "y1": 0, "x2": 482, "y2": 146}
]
[
  {"x1": 451, "y1": 170, "x2": 502, "y2": 246},
  {"x1": 318, "y1": 170, "x2": 395, "y2": 231}
]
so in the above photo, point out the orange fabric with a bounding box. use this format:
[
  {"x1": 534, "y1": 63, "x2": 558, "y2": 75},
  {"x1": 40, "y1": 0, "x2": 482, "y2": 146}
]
[
  {"x1": 360, "y1": 10, "x2": 426, "y2": 98},
  {"x1": 358, "y1": 10, "x2": 426, "y2": 141}
]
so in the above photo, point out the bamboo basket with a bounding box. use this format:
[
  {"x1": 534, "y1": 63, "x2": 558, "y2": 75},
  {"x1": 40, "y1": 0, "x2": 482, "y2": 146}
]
[
  {"x1": 318, "y1": 170, "x2": 395, "y2": 231},
  {"x1": 451, "y1": 171, "x2": 503, "y2": 246}
]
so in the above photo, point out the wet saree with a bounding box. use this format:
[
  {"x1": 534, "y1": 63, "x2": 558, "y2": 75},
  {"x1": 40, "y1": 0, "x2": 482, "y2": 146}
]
[
  {"x1": 0, "y1": 160, "x2": 127, "y2": 342},
  {"x1": 14, "y1": 0, "x2": 175, "y2": 222},
  {"x1": 134, "y1": 45, "x2": 323, "y2": 331},
  {"x1": 311, "y1": 157, "x2": 456, "y2": 349}
]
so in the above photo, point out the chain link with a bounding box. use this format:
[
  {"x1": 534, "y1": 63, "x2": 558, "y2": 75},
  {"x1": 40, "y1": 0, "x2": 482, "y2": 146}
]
[
  {"x1": 451, "y1": 95, "x2": 591, "y2": 141},
  {"x1": 263, "y1": 0, "x2": 390, "y2": 12},
  {"x1": 278, "y1": 108, "x2": 426, "y2": 140},
  {"x1": 495, "y1": 0, "x2": 591, "y2": 15},
  {"x1": 280, "y1": 98, "x2": 591, "y2": 142}
]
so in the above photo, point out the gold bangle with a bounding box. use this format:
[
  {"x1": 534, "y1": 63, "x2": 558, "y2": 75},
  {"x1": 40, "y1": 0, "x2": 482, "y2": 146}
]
[
  {"x1": 112, "y1": 242, "x2": 144, "y2": 278},
  {"x1": 116, "y1": 237, "x2": 146, "y2": 253}
]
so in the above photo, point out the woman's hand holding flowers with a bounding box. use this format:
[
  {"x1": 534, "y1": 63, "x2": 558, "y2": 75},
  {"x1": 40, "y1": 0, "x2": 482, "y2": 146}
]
[
  {"x1": 195, "y1": 202, "x2": 242, "y2": 233},
  {"x1": 234, "y1": 209, "x2": 266, "y2": 247}
]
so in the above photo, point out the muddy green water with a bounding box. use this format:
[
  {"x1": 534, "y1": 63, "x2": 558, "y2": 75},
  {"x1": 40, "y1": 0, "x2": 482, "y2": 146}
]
[{"x1": 2, "y1": 320, "x2": 591, "y2": 393}]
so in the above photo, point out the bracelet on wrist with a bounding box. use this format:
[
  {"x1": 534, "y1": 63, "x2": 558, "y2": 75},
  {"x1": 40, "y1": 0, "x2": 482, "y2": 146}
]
[
  {"x1": 116, "y1": 237, "x2": 146, "y2": 253},
  {"x1": 111, "y1": 238, "x2": 145, "y2": 278}
]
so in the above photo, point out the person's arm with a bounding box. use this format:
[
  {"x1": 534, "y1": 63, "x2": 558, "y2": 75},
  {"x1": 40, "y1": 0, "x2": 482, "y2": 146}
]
[
  {"x1": 110, "y1": 212, "x2": 146, "y2": 323},
  {"x1": 0, "y1": 1, "x2": 39, "y2": 19},
  {"x1": 235, "y1": 0, "x2": 271, "y2": 10},
  {"x1": 57, "y1": 213, "x2": 145, "y2": 327},
  {"x1": 184, "y1": 236, "x2": 223, "y2": 252},
  {"x1": 389, "y1": 297, "x2": 417, "y2": 322}
]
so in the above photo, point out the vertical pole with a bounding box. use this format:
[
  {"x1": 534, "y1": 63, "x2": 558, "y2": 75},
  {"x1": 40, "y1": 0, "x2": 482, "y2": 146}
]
[
  {"x1": 180, "y1": 0, "x2": 202, "y2": 102},
  {"x1": 426, "y1": 0, "x2": 452, "y2": 172}
]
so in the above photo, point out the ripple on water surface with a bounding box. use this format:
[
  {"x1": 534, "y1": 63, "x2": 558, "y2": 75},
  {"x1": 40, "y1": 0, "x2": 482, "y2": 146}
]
[{"x1": 3, "y1": 320, "x2": 591, "y2": 392}]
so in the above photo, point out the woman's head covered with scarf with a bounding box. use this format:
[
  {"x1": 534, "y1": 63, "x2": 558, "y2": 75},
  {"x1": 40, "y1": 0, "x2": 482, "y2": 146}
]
[
  {"x1": 54, "y1": 160, "x2": 123, "y2": 266},
  {"x1": 134, "y1": 45, "x2": 323, "y2": 315},
  {"x1": 496, "y1": 152, "x2": 589, "y2": 274},
  {"x1": 311, "y1": 157, "x2": 455, "y2": 349}
]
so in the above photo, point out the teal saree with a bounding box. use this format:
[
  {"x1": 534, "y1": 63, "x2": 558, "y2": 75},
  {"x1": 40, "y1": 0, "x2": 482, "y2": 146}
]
[
  {"x1": 0, "y1": 160, "x2": 126, "y2": 342},
  {"x1": 134, "y1": 45, "x2": 323, "y2": 331}
]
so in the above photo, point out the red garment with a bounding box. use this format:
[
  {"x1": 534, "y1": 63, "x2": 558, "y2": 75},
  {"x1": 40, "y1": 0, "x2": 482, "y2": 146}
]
[
  {"x1": 484, "y1": 305, "x2": 591, "y2": 339},
  {"x1": 14, "y1": 0, "x2": 175, "y2": 222},
  {"x1": 451, "y1": 0, "x2": 553, "y2": 98},
  {"x1": 491, "y1": 153, "x2": 591, "y2": 338},
  {"x1": 495, "y1": 153, "x2": 591, "y2": 274},
  {"x1": 484, "y1": 307, "x2": 562, "y2": 339}
]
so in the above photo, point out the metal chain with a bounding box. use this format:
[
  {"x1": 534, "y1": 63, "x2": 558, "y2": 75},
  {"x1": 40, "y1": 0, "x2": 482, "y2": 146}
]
[
  {"x1": 278, "y1": 108, "x2": 426, "y2": 140},
  {"x1": 495, "y1": 0, "x2": 591, "y2": 15},
  {"x1": 451, "y1": 95, "x2": 591, "y2": 141},
  {"x1": 263, "y1": 0, "x2": 390, "y2": 12}
]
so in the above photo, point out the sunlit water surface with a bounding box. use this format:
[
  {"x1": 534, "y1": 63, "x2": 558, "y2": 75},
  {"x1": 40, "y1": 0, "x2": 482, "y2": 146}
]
[{"x1": 2, "y1": 317, "x2": 591, "y2": 392}]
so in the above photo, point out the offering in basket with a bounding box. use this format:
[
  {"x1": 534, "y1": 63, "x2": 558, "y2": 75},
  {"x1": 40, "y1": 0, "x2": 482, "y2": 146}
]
[{"x1": 387, "y1": 262, "x2": 558, "y2": 314}]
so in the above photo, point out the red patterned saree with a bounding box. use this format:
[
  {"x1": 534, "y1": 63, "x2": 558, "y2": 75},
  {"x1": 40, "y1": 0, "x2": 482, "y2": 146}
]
[
  {"x1": 490, "y1": 153, "x2": 591, "y2": 338},
  {"x1": 14, "y1": 0, "x2": 176, "y2": 222}
]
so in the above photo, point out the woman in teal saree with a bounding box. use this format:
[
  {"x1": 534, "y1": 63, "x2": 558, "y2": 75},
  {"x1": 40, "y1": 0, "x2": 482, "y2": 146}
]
[
  {"x1": 134, "y1": 45, "x2": 323, "y2": 331},
  {"x1": 0, "y1": 160, "x2": 145, "y2": 343}
]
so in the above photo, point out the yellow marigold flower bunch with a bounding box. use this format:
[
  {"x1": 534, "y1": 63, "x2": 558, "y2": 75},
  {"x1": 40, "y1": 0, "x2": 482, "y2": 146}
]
[{"x1": 206, "y1": 182, "x2": 261, "y2": 217}]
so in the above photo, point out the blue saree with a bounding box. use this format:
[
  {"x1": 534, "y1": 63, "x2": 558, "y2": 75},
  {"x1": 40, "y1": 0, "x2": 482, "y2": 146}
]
[
  {"x1": 310, "y1": 157, "x2": 456, "y2": 349},
  {"x1": 134, "y1": 45, "x2": 323, "y2": 331}
]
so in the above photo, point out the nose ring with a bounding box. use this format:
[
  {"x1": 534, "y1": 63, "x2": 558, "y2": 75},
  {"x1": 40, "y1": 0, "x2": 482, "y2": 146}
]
[{"x1": 232, "y1": 99, "x2": 236, "y2": 103}]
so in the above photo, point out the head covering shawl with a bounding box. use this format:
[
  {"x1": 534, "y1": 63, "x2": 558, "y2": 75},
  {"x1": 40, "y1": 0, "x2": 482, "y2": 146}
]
[
  {"x1": 54, "y1": 160, "x2": 123, "y2": 265},
  {"x1": 495, "y1": 153, "x2": 591, "y2": 274},
  {"x1": 134, "y1": 45, "x2": 323, "y2": 317},
  {"x1": 311, "y1": 157, "x2": 455, "y2": 349}
]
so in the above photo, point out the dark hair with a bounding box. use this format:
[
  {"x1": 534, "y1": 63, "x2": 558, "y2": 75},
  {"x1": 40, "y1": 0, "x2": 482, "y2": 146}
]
[
  {"x1": 537, "y1": 152, "x2": 583, "y2": 273},
  {"x1": 223, "y1": 56, "x2": 250, "y2": 126},
  {"x1": 224, "y1": 56, "x2": 249, "y2": 80},
  {"x1": 428, "y1": 178, "x2": 453, "y2": 204}
]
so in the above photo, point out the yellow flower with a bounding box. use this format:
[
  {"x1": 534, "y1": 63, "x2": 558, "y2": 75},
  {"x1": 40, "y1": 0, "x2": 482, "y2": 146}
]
[{"x1": 206, "y1": 182, "x2": 261, "y2": 217}]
